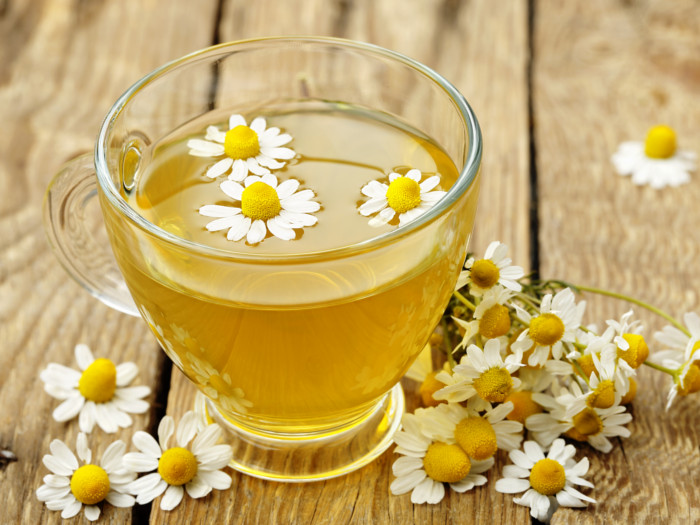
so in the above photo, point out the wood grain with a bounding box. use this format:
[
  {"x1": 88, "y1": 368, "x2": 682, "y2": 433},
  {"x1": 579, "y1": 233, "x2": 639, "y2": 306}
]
[
  {"x1": 0, "y1": 0, "x2": 218, "y2": 523},
  {"x1": 533, "y1": 0, "x2": 700, "y2": 523},
  {"x1": 150, "y1": 0, "x2": 531, "y2": 524}
]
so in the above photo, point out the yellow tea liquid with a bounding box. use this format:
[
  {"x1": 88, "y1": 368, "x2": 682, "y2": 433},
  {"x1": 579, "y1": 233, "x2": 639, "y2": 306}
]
[{"x1": 113, "y1": 103, "x2": 470, "y2": 434}]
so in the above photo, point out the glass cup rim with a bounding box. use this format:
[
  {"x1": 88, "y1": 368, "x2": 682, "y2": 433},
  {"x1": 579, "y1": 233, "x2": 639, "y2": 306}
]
[{"x1": 95, "y1": 36, "x2": 482, "y2": 262}]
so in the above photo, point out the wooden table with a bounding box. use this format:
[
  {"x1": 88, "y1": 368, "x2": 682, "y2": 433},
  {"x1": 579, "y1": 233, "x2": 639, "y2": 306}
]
[{"x1": 2, "y1": 0, "x2": 699, "y2": 523}]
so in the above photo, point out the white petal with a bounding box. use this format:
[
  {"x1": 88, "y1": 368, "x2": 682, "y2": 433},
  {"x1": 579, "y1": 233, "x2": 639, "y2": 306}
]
[
  {"x1": 113, "y1": 398, "x2": 149, "y2": 414},
  {"x1": 276, "y1": 179, "x2": 300, "y2": 199},
  {"x1": 115, "y1": 362, "x2": 138, "y2": 386},
  {"x1": 361, "y1": 180, "x2": 389, "y2": 198},
  {"x1": 255, "y1": 154, "x2": 285, "y2": 170},
  {"x1": 195, "y1": 445, "x2": 233, "y2": 470},
  {"x1": 267, "y1": 218, "x2": 296, "y2": 240},
  {"x1": 420, "y1": 190, "x2": 446, "y2": 203},
  {"x1": 84, "y1": 504, "x2": 101, "y2": 521},
  {"x1": 78, "y1": 401, "x2": 96, "y2": 433},
  {"x1": 60, "y1": 499, "x2": 82, "y2": 519},
  {"x1": 247, "y1": 158, "x2": 270, "y2": 175},
  {"x1": 368, "y1": 207, "x2": 395, "y2": 227},
  {"x1": 176, "y1": 411, "x2": 199, "y2": 447},
  {"x1": 261, "y1": 133, "x2": 292, "y2": 148},
  {"x1": 192, "y1": 425, "x2": 222, "y2": 455},
  {"x1": 412, "y1": 477, "x2": 445, "y2": 504},
  {"x1": 45, "y1": 494, "x2": 74, "y2": 511},
  {"x1": 41, "y1": 364, "x2": 81, "y2": 387},
  {"x1": 278, "y1": 210, "x2": 317, "y2": 227},
  {"x1": 123, "y1": 452, "x2": 159, "y2": 472},
  {"x1": 228, "y1": 216, "x2": 252, "y2": 241},
  {"x1": 509, "y1": 449, "x2": 535, "y2": 470},
  {"x1": 359, "y1": 198, "x2": 388, "y2": 216},
  {"x1": 281, "y1": 196, "x2": 320, "y2": 214},
  {"x1": 49, "y1": 440, "x2": 79, "y2": 471},
  {"x1": 495, "y1": 477, "x2": 530, "y2": 493},
  {"x1": 229, "y1": 159, "x2": 248, "y2": 181},
  {"x1": 105, "y1": 491, "x2": 135, "y2": 508},
  {"x1": 249, "y1": 117, "x2": 266, "y2": 134},
  {"x1": 260, "y1": 173, "x2": 278, "y2": 188},
  {"x1": 187, "y1": 139, "x2": 224, "y2": 155},
  {"x1": 389, "y1": 469, "x2": 426, "y2": 495},
  {"x1": 74, "y1": 344, "x2": 94, "y2": 370},
  {"x1": 100, "y1": 440, "x2": 126, "y2": 472},
  {"x1": 94, "y1": 403, "x2": 119, "y2": 433},
  {"x1": 229, "y1": 114, "x2": 246, "y2": 129},
  {"x1": 129, "y1": 472, "x2": 164, "y2": 494},
  {"x1": 52, "y1": 396, "x2": 84, "y2": 422},
  {"x1": 419, "y1": 175, "x2": 440, "y2": 192},
  {"x1": 406, "y1": 169, "x2": 421, "y2": 182},
  {"x1": 199, "y1": 205, "x2": 240, "y2": 219},
  {"x1": 206, "y1": 158, "x2": 233, "y2": 179},
  {"x1": 220, "y1": 180, "x2": 245, "y2": 201},
  {"x1": 247, "y1": 219, "x2": 267, "y2": 244},
  {"x1": 133, "y1": 430, "x2": 162, "y2": 458},
  {"x1": 205, "y1": 126, "x2": 226, "y2": 142},
  {"x1": 260, "y1": 147, "x2": 295, "y2": 160},
  {"x1": 523, "y1": 440, "x2": 545, "y2": 461},
  {"x1": 196, "y1": 469, "x2": 232, "y2": 490},
  {"x1": 205, "y1": 214, "x2": 243, "y2": 233},
  {"x1": 160, "y1": 485, "x2": 184, "y2": 511},
  {"x1": 185, "y1": 477, "x2": 212, "y2": 499},
  {"x1": 36, "y1": 484, "x2": 71, "y2": 501},
  {"x1": 557, "y1": 490, "x2": 587, "y2": 508}
]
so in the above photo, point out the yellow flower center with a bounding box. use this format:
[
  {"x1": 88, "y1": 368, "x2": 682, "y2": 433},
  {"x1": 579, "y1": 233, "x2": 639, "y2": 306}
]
[
  {"x1": 158, "y1": 447, "x2": 198, "y2": 486},
  {"x1": 529, "y1": 458, "x2": 566, "y2": 496},
  {"x1": 422, "y1": 442, "x2": 471, "y2": 483},
  {"x1": 572, "y1": 407, "x2": 603, "y2": 437},
  {"x1": 479, "y1": 304, "x2": 512, "y2": 339},
  {"x1": 644, "y1": 125, "x2": 676, "y2": 159},
  {"x1": 70, "y1": 464, "x2": 110, "y2": 505},
  {"x1": 618, "y1": 334, "x2": 649, "y2": 369},
  {"x1": 529, "y1": 313, "x2": 565, "y2": 347},
  {"x1": 505, "y1": 391, "x2": 543, "y2": 425},
  {"x1": 419, "y1": 371, "x2": 446, "y2": 408},
  {"x1": 587, "y1": 379, "x2": 616, "y2": 409},
  {"x1": 679, "y1": 363, "x2": 700, "y2": 396},
  {"x1": 454, "y1": 416, "x2": 498, "y2": 460},
  {"x1": 78, "y1": 358, "x2": 117, "y2": 403},
  {"x1": 564, "y1": 426, "x2": 588, "y2": 443},
  {"x1": 620, "y1": 377, "x2": 637, "y2": 405},
  {"x1": 576, "y1": 353, "x2": 596, "y2": 379},
  {"x1": 470, "y1": 259, "x2": 500, "y2": 289},
  {"x1": 241, "y1": 181, "x2": 281, "y2": 221},
  {"x1": 473, "y1": 367, "x2": 513, "y2": 403},
  {"x1": 224, "y1": 125, "x2": 260, "y2": 160},
  {"x1": 385, "y1": 177, "x2": 422, "y2": 214}
]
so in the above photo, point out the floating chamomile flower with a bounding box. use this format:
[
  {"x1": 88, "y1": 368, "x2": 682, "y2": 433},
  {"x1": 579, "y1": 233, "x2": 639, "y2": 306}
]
[
  {"x1": 359, "y1": 169, "x2": 446, "y2": 227},
  {"x1": 36, "y1": 433, "x2": 135, "y2": 521},
  {"x1": 186, "y1": 352, "x2": 253, "y2": 414},
  {"x1": 496, "y1": 439, "x2": 595, "y2": 522},
  {"x1": 389, "y1": 413, "x2": 492, "y2": 504},
  {"x1": 199, "y1": 174, "x2": 320, "y2": 244},
  {"x1": 124, "y1": 411, "x2": 233, "y2": 511},
  {"x1": 456, "y1": 241, "x2": 524, "y2": 295},
  {"x1": 39, "y1": 344, "x2": 151, "y2": 433},
  {"x1": 187, "y1": 114, "x2": 295, "y2": 181},
  {"x1": 511, "y1": 288, "x2": 585, "y2": 367},
  {"x1": 433, "y1": 339, "x2": 523, "y2": 404},
  {"x1": 611, "y1": 125, "x2": 696, "y2": 189}
]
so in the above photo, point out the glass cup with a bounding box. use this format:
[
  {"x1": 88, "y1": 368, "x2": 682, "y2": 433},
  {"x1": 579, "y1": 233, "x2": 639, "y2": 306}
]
[{"x1": 44, "y1": 37, "x2": 482, "y2": 481}]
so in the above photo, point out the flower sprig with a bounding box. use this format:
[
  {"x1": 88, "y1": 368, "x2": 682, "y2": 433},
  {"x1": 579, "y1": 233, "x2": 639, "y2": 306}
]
[{"x1": 395, "y1": 240, "x2": 700, "y2": 522}]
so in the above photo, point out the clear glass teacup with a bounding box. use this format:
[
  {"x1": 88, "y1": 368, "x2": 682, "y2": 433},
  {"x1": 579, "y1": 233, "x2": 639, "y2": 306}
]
[{"x1": 44, "y1": 37, "x2": 482, "y2": 481}]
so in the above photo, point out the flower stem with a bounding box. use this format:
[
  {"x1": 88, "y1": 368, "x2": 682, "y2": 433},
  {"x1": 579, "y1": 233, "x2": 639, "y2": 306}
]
[
  {"x1": 570, "y1": 283, "x2": 690, "y2": 337},
  {"x1": 454, "y1": 291, "x2": 476, "y2": 311},
  {"x1": 643, "y1": 360, "x2": 678, "y2": 377},
  {"x1": 441, "y1": 317, "x2": 457, "y2": 369}
]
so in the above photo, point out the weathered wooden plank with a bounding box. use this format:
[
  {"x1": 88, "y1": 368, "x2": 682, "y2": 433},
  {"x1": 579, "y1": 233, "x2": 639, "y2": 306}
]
[
  {"x1": 151, "y1": 1, "x2": 531, "y2": 523},
  {"x1": 0, "y1": 0, "x2": 218, "y2": 523},
  {"x1": 533, "y1": 0, "x2": 700, "y2": 522}
]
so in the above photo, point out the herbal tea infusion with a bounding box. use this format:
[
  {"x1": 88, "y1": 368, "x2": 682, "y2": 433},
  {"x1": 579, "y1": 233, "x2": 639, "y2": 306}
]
[{"x1": 105, "y1": 103, "x2": 479, "y2": 433}]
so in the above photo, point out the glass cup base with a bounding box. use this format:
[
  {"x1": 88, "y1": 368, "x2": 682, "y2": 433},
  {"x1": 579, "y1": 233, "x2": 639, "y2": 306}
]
[{"x1": 193, "y1": 383, "x2": 405, "y2": 482}]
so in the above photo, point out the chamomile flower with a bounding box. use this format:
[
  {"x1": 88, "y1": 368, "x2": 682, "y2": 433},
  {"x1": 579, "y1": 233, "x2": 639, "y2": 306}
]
[
  {"x1": 390, "y1": 412, "x2": 492, "y2": 504},
  {"x1": 455, "y1": 286, "x2": 513, "y2": 347},
  {"x1": 663, "y1": 347, "x2": 700, "y2": 409},
  {"x1": 422, "y1": 401, "x2": 524, "y2": 459},
  {"x1": 187, "y1": 114, "x2": 295, "y2": 181},
  {"x1": 495, "y1": 439, "x2": 595, "y2": 522},
  {"x1": 455, "y1": 241, "x2": 524, "y2": 295},
  {"x1": 511, "y1": 288, "x2": 585, "y2": 367},
  {"x1": 124, "y1": 411, "x2": 233, "y2": 511},
  {"x1": 358, "y1": 169, "x2": 446, "y2": 227},
  {"x1": 568, "y1": 347, "x2": 629, "y2": 413},
  {"x1": 36, "y1": 433, "x2": 135, "y2": 521},
  {"x1": 186, "y1": 352, "x2": 253, "y2": 414},
  {"x1": 39, "y1": 344, "x2": 151, "y2": 434},
  {"x1": 199, "y1": 174, "x2": 320, "y2": 244},
  {"x1": 433, "y1": 339, "x2": 523, "y2": 404},
  {"x1": 612, "y1": 125, "x2": 696, "y2": 189}
]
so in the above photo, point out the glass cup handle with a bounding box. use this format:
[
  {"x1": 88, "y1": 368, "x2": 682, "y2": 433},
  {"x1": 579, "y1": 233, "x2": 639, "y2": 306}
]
[{"x1": 43, "y1": 153, "x2": 140, "y2": 317}]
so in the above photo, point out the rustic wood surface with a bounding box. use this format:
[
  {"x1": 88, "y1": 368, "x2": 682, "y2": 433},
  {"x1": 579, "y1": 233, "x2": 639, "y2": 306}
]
[{"x1": 0, "y1": 0, "x2": 697, "y2": 524}]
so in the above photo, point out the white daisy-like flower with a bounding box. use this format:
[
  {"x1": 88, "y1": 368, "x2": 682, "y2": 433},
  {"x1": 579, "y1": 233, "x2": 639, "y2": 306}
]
[
  {"x1": 454, "y1": 286, "x2": 513, "y2": 348},
  {"x1": 455, "y1": 241, "x2": 524, "y2": 295},
  {"x1": 653, "y1": 311, "x2": 700, "y2": 363},
  {"x1": 612, "y1": 125, "x2": 696, "y2": 189},
  {"x1": 358, "y1": 169, "x2": 446, "y2": 227},
  {"x1": 187, "y1": 114, "x2": 295, "y2": 181},
  {"x1": 390, "y1": 413, "x2": 492, "y2": 504},
  {"x1": 199, "y1": 174, "x2": 320, "y2": 244},
  {"x1": 185, "y1": 352, "x2": 253, "y2": 414},
  {"x1": 421, "y1": 401, "x2": 524, "y2": 459},
  {"x1": 36, "y1": 433, "x2": 135, "y2": 521},
  {"x1": 496, "y1": 439, "x2": 595, "y2": 522},
  {"x1": 39, "y1": 344, "x2": 151, "y2": 433},
  {"x1": 124, "y1": 411, "x2": 233, "y2": 511},
  {"x1": 511, "y1": 288, "x2": 586, "y2": 367},
  {"x1": 527, "y1": 382, "x2": 632, "y2": 453},
  {"x1": 663, "y1": 346, "x2": 700, "y2": 410},
  {"x1": 433, "y1": 339, "x2": 523, "y2": 404},
  {"x1": 567, "y1": 346, "x2": 630, "y2": 414}
]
